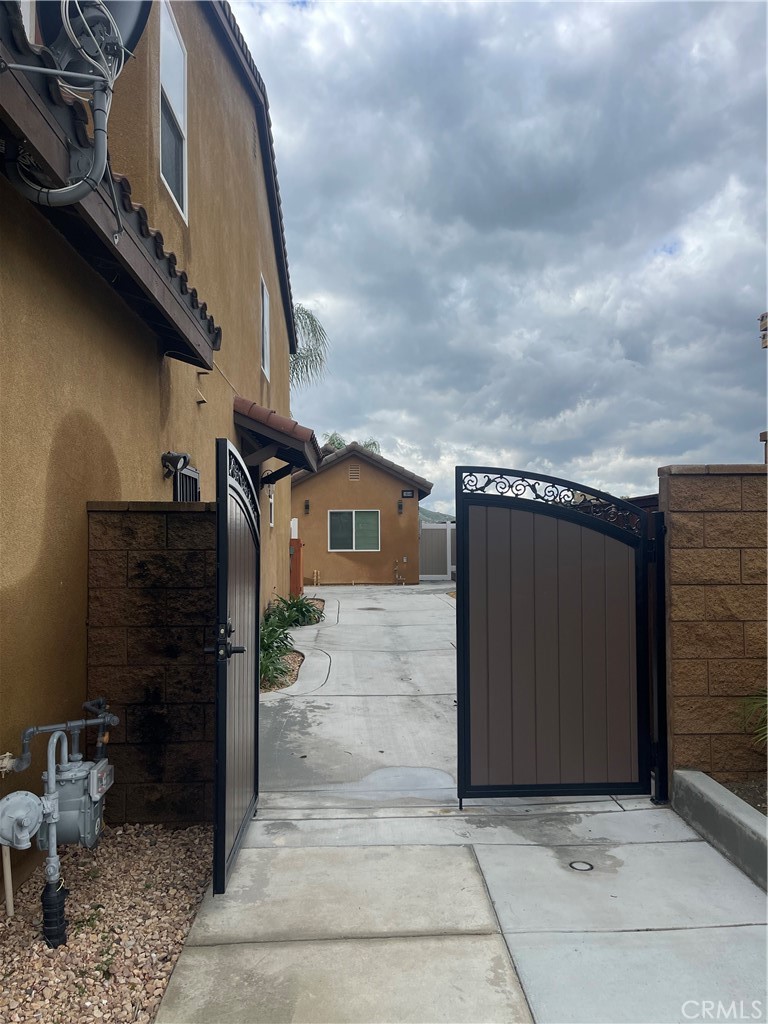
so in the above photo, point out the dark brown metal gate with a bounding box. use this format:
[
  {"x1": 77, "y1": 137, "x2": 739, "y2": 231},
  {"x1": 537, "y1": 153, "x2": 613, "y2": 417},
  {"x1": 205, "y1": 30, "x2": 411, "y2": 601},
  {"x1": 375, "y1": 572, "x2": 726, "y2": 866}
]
[
  {"x1": 213, "y1": 439, "x2": 260, "y2": 893},
  {"x1": 456, "y1": 467, "x2": 667, "y2": 803}
]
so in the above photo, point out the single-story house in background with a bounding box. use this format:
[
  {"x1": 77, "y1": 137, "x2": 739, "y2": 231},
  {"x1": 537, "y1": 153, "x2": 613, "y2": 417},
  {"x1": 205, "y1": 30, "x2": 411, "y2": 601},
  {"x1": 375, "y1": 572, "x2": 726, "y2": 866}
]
[{"x1": 291, "y1": 443, "x2": 433, "y2": 585}]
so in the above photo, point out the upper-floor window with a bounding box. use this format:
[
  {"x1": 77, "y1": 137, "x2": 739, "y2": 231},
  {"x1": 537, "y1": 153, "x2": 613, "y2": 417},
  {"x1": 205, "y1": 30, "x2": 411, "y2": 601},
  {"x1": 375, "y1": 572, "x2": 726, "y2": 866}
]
[
  {"x1": 18, "y1": 0, "x2": 35, "y2": 39},
  {"x1": 261, "y1": 277, "x2": 270, "y2": 379},
  {"x1": 160, "y1": 1, "x2": 187, "y2": 216}
]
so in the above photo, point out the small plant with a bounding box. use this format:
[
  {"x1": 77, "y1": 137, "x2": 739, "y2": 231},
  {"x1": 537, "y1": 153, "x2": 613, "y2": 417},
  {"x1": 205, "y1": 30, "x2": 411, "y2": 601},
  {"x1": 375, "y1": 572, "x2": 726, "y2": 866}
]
[
  {"x1": 73, "y1": 903, "x2": 104, "y2": 933},
  {"x1": 743, "y1": 693, "x2": 767, "y2": 748}
]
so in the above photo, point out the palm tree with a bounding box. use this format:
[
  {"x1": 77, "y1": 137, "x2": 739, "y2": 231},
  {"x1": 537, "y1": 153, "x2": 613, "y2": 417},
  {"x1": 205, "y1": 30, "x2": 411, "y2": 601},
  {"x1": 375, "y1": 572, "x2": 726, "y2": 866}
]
[
  {"x1": 290, "y1": 303, "x2": 329, "y2": 390},
  {"x1": 323, "y1": 432, "x2": 381, "y2": 455}
]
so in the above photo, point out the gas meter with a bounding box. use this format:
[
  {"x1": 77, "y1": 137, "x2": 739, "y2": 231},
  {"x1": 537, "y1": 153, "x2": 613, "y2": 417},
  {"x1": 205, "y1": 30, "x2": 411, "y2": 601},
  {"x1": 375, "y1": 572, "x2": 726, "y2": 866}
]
[
  {"x1": 0, "y1": 699, "x2": 119, "y2": 947},
  {"x1": 37, "y1": 757, "x2": 114, "y2": 850}
]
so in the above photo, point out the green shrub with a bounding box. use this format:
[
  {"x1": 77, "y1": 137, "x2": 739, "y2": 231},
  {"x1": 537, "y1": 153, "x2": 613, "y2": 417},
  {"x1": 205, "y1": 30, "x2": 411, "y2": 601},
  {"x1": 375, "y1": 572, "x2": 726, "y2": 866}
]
[
  {"x1": 743, "y1": 693, "x2": 767, "y2": 749},
  {"x1": 259, "y1": 616, "x2": 292, "y2": 688},
  {"x1": 259, "y1": 596, "x2": 323, "y2": 689},
  {"x1": 268, "y1": 594, "x2": 324, "y2": 629}
]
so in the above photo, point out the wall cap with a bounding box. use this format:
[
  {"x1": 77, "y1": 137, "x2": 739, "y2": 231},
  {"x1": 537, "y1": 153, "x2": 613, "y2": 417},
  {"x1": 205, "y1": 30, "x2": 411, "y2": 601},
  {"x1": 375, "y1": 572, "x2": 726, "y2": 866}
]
[
  {"x1": 87, "y1": 502, "x2": 216, "y2": 512},
  {"x1": 658, "y1": 465, "x2": 767, "y2": 477}
]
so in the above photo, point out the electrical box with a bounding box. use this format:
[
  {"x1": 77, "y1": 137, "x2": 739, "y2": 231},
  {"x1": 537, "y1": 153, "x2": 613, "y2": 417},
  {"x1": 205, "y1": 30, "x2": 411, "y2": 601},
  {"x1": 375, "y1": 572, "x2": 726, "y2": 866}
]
[{"x1": 38, "y1": 757, "x2": 113, "y2": 851}]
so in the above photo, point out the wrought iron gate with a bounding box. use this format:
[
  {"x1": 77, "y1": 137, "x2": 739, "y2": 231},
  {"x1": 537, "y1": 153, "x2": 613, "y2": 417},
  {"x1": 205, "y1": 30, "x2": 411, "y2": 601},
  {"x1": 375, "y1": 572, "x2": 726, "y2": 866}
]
[
  {"x1": 213, "y1": 439, "x2": 260, "y2": 893},
  {"x1": 456, "y1": 466, "x2": 667, "y2": 803}
]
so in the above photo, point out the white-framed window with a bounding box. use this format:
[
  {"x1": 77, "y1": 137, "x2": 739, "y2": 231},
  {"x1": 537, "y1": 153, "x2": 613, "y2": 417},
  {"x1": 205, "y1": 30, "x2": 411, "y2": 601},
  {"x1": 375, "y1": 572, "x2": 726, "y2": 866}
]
[
  {"x1": 328, "y1": 510, "x2": 380, "y2": 552},
  {"x1": 268, "y1": 486, "x2": 275, "y2": 528},
  {"x1": 160, "y1": 0, "x2": 187, "y2": 217},
  {"x1": 260, "y1": 277, "x2": 270, "y2": 379},
  {"x1": 18, "y1": 0, "x2": 35, "y2": 39}
]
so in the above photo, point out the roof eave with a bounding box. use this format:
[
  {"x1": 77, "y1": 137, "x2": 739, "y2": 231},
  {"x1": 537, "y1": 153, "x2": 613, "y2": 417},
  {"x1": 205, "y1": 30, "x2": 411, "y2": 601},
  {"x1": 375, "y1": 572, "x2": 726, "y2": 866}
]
[
  {"x1": 234, "y1": 397, "x2": 321, "y2": 476},
  {"x1": 292, "y1": 443, "x2": 433, "y2": 499}
]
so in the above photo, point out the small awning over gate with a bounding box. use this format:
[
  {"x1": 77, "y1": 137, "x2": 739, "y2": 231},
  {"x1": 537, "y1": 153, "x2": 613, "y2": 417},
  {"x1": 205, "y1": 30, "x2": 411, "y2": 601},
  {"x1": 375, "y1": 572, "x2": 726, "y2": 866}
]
[{"x1": 234, "y1": 396, "x2": 322, "y2": 486}]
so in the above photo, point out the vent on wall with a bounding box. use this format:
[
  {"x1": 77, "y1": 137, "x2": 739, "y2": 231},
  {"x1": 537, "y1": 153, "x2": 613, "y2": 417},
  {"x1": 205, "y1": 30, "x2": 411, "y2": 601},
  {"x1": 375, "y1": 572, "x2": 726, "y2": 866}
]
[
  {"x1": 348, "y1": 464, "x2": 361, "y2": 481},
  {"x1": 174, "y1": 465, "x2": 201, "y2": 501}
]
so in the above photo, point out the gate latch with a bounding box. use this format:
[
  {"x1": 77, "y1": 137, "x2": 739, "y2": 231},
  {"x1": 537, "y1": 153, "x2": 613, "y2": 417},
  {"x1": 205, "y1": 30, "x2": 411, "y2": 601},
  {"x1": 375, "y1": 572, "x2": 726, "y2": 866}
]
[{"x1": 206, "y1": 621, "x2": 245, "y2": 660}]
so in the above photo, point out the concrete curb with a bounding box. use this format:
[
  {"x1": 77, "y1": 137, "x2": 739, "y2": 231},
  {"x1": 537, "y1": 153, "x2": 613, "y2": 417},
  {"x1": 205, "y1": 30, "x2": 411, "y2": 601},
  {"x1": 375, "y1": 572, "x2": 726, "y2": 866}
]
[{"x1": 672, "y1": 770, "x2": 767, "y2": 891}]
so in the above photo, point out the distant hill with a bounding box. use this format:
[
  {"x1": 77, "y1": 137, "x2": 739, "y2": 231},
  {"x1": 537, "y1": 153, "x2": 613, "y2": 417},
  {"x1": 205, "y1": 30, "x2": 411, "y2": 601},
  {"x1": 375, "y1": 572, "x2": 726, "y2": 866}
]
[{"x1": 419, "y1": 508, "x2": 456, "y2": 524}]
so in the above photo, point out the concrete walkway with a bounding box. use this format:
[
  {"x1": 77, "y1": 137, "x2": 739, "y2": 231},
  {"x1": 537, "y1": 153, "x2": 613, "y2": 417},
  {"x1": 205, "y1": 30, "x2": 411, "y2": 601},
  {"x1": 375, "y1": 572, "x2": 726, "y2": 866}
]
[{"x1": 158, "y1": 585, "x2": 767, "y2": 1024}]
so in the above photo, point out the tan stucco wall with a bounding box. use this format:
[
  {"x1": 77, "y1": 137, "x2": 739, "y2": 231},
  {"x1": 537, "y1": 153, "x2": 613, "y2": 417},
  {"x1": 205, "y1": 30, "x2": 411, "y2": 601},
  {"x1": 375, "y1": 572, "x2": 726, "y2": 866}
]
[
  {"x1": 0, "y1": 0, "x2": 294, "y2": 847},
  {"x1": 291, "y1": 457, "x2": 422, "y2": 585},
  {"x1": 659, "y1": 465, "x2": 767, "y2": 787},
  {"x1": 105, "y1": 0, "x2": 293, "y2": 608}
]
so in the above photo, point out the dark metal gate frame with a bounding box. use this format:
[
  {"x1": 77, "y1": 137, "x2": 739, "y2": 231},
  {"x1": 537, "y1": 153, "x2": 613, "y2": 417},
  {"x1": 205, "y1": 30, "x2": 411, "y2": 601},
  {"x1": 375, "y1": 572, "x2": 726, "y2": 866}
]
[
  {"x1": 213, "y1": 438, "x2": 260, "y2": 894},
  {"x1": 456, "y1": 466, "x2": 668, "y2": 805}
]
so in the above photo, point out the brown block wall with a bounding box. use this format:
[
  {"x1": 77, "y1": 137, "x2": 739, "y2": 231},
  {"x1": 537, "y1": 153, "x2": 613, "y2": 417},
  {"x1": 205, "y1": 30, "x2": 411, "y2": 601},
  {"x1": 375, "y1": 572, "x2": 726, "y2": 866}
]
[
  {"x1": 87, "y1": 503, "x2": 216, "y2": 824},
  {"x1": 659, "y1": 466, "x2": 767, "y2": 785}
]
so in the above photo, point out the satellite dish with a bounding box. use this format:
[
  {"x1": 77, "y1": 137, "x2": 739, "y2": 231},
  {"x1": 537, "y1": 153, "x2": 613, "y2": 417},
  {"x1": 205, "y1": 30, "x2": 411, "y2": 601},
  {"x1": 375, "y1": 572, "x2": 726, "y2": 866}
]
[
  {"x1": 38, "y1": 0, "x2": 152, "y2": 58},
  {"x1": 2, "y1": 0, "x2": 151, "y2": 215}
]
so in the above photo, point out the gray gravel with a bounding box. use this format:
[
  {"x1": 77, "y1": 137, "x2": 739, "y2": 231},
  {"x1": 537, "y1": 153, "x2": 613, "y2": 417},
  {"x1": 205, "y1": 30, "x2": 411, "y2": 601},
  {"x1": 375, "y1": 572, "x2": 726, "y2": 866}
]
[{"x1": 0, "y1": 824, "x2": 212, "y2": 1024}]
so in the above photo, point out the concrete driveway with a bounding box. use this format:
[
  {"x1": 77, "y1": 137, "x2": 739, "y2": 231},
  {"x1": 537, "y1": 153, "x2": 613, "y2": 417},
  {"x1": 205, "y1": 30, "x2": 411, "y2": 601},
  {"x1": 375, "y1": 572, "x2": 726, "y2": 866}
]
[{"x1": 158, "y1": 584, "x2": 767, "y2": 1024}]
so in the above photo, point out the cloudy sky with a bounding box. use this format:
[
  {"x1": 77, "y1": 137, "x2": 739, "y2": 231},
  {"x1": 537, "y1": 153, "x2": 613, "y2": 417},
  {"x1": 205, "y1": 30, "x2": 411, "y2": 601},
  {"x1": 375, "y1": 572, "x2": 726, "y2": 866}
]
[{"x1": 238, "y1": 0, "x2": 766, "y2": 512}]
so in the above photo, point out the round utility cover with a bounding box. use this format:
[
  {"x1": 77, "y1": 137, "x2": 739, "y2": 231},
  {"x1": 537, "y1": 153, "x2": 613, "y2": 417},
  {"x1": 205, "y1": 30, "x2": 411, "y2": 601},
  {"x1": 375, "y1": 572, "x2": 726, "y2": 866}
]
[{"x1": 38, "y1": 1, "x2": 152, "y2": 56}]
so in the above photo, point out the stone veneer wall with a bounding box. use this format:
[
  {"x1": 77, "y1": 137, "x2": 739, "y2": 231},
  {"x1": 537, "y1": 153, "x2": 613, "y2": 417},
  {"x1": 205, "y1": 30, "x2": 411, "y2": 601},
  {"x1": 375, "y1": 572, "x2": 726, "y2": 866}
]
[
  {"x1": 659, "y1": 466, "x2": 767, "y2": 786},
  {"x1": 87, "y1": 503, "x2": 216, "y2": 824}
]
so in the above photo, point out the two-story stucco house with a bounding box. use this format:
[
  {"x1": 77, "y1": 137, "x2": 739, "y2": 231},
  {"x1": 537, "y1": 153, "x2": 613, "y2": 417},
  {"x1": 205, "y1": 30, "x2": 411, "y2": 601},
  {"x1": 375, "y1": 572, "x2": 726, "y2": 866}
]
[{"x1": 0, "y1": 0, "x2": 318, "y2": 876}]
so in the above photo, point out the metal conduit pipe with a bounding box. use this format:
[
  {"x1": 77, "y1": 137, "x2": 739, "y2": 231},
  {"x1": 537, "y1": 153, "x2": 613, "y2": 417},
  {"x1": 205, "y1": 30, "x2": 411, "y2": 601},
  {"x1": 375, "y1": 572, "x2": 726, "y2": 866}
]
[
  {"x1": 2, "y1": 845, "x2": 13, "y2": 918},
  {"x1": 14, "y1": 706, "x2": 118, "y2": 774},
  {"x1": 41, "y1": 731, "x2": 68, "y2": 948},
  {"x1": 4, "y1": 84, "x2": 110, "y2": 207}
]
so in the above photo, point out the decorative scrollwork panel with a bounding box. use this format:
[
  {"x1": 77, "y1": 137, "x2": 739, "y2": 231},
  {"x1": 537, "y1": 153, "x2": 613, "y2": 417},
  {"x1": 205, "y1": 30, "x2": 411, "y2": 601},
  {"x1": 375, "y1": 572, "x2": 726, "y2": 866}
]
[
  {"x1": 228, "y1": 451, "x2": 260, "y2": 524},
  {"x1": 459, "y1": 469, "x2": 644, "y2": 537}
]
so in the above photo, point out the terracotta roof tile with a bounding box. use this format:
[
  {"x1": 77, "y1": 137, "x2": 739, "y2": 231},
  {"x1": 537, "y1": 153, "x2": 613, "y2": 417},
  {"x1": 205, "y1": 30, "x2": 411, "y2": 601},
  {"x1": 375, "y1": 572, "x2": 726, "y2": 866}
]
[
  {"x1": 112, "y1": 174, "x2": 222, "y2": 351},
  {"x1": 234, "y1": 396, "x2": 322, "y2": 466}
]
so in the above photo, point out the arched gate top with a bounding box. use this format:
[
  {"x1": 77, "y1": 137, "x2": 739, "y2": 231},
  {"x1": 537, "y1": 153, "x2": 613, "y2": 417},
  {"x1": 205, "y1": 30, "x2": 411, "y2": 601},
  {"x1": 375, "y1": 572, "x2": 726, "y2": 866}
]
[{"x1": 456, "y1": 466, "x2": 647, "y2": 538}]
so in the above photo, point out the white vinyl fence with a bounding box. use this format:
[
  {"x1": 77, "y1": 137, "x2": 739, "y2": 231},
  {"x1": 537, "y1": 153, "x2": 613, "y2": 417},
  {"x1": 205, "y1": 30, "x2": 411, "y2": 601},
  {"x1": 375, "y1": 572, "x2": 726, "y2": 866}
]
[{"x1": 419, "y1": 522, "x2": 456, "y2": 581}]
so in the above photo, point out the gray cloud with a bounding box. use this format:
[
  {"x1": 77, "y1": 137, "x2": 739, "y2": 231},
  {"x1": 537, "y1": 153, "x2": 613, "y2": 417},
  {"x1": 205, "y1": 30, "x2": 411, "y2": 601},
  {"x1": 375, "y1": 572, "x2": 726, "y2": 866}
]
[{"x1": 236, "y1": 0, "x2": 766, "y2": 510}]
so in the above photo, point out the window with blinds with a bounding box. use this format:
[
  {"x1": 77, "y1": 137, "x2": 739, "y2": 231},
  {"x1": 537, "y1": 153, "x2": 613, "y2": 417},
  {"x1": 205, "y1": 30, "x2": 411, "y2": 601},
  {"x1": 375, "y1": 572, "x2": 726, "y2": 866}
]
[
  {"x1": 328, "y1": 510, "x2": 380, "y2": 551},
  {"x1": 160, "y1": 1, "x2": 187, "y2": 215},
  {"x1": 260, "y1": 277, "x2": 270, "y2": 379}
]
